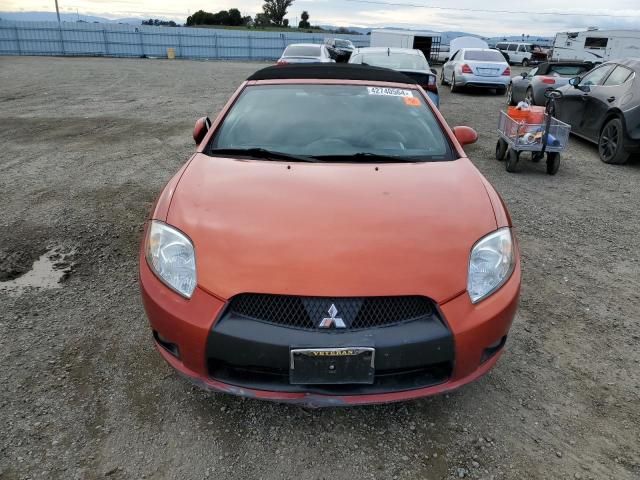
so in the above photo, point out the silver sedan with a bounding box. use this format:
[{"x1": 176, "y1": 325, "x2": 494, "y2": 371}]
[
  {"x1": 441, "y1": 48, "x2": 511, "y2": 93},
  {"x1": 507, "y1": 62, "x2": 593, "y2": 105},
  {"x1": 277, "y1": 44, "x2": 335, "y2": 65}
]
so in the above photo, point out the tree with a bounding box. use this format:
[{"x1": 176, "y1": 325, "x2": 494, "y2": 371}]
[
  {"x1": 298, "y1": 10, "x2": 310, "y2": 29},
  {"x1": 228, "y1": 8, "x2": 243, "y2": 26},
  {"x1": 254, "y1": 13, "x2": 271, "y2": 27},
  {"x1": 186, "y1": 9, "x2": 247, "y2": 26},
  {"x1": 262, "y1": 0, "x2": 293, "y2": 26},
  {"x1": 142, "y1": 18, "x2": 177, "y2": 27}
]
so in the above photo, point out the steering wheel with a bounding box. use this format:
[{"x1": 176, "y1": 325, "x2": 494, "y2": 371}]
[
  {"x1": 305, "y1": 137, "x2": 353, "y2": 153},
  {"x1": 544, "y1": 89, "x2": 563, "y2": 100},
  {"x1": 366, "y1": 129, "x2": 407, "y2": 149}
]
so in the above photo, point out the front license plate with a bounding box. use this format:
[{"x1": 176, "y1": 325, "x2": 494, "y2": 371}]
[{"x1": 289, "y1": 347, "x2": 375, "y2": 385}]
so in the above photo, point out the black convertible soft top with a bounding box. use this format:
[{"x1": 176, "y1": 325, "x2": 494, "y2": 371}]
[{"x1": 247, "y1": 63, "x2": 418, "y2": 84}]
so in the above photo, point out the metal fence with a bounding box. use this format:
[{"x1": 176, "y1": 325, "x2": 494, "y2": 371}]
[{"x1": 0, "y1": 21, "x2": 370, "y2": 60}]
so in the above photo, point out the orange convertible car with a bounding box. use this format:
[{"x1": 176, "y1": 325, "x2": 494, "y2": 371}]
[{"x1": 140, "y1": 64, "x2": 521, "y2": 407}]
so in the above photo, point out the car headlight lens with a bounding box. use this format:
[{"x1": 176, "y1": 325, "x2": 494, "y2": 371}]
[
  {"x1": 146, "y1": 220, "x2": 197, "y2": 298},
  {"x1": 468, "y1": 228, "x2": 515, "y2": 303}
]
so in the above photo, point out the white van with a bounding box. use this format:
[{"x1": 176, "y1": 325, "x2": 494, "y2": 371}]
[{"x1": 495, "y1": 42, "x2": 533, "y2": 66}]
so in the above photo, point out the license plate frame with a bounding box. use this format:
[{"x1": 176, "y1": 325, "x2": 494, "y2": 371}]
[
  {"x1": 289, "y1": 347, "x2": 375, "y2": 385},
  {"x1": 478, "y1": 68, "x2": 498, "y2": 76}
]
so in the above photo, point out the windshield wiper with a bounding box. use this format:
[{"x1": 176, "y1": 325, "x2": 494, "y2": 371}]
[
  {"x1": 209, "y1": 147, "x2": 319, "y2": 163},
  {"x1": 315, "y1": 152, "x2": 419, "y2": 163}
]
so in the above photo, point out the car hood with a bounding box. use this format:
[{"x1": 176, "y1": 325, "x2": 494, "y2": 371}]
[{"x1": 167, "y1": 154, "x2": 497, "y2": 303}]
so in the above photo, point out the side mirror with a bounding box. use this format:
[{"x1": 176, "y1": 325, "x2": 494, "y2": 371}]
[
  {"x1": 453, "y1": 126, "x2": 478, "y2": 146},
  {"x1": 430, "y1": 68, "x2": 437, "y2": 75},
  {"x1": 444, "y1": 57, "x2": 449, "y2": 63},
  {"x1": 521, "y1": 71, "x2": 528, "y2": 78},
  {"x1": 569, "y1": 76, "x2": 580, "y2": 88},
  {"x1": 193, "y1": 116, "x2": 211, "y2": 145}
]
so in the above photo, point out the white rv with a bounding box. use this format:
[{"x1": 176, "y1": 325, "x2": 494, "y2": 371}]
[
  {"x1": 551, "y1": 29, "x2": 640, "y2": 63},
  {"x1": 369, "y1": 29, "x2": 442, "y2": 63}
]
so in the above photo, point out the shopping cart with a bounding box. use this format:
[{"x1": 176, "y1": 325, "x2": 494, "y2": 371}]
[{"x1": 495, "y1": 90, "x2": 571, "y2": 175}]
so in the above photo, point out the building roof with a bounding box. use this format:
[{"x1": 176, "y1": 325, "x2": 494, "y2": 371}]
[
  {"x1": 370, "y1": 29, "x2": 440, "y2": 37},
  {"x1": 247, "y1": 64, "x2": 419, "y2": 84}
]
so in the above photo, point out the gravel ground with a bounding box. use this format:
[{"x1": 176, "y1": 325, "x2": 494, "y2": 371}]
[{"x1": 0, "y1": 56, "x2": 638, "y2": 480}]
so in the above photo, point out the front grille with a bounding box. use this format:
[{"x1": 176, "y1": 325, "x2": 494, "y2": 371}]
[{"x1": 226, "y1": 294, "x2": 434, "y2": 330}]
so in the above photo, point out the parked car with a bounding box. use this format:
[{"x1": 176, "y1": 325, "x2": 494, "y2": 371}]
[
  {"x1": 554, "y1": 58, "x2": 640, "y2": 164},
  {"x1": 495, "y1": 42, "x2": 530, "y2": 65},
  {"x1": 349, "y1": 47, "x2": 440, "y2": 106},
  {"x1": 140, "y1": 64, "x2": 521, "y2": 407},
  {"x1": 507, "y1": 62, "x2": 594, "y2": 105},
  {"x1": 277, "y1": 43, "x2": 335, "y2": 64},
  {"x1": 441, "y1": 48, "x2": 511, "y2": 94},
  {"x1": 325, "y1": 38, "x2": 355, "y2": 62}
]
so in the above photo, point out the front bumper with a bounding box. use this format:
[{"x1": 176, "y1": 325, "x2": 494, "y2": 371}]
[
  {"x1": 140, "y1": 253, "x2": 520, "y2": 407},
  {"x1": 456, "y1": 74, "x2": 510, "y2": 89}
]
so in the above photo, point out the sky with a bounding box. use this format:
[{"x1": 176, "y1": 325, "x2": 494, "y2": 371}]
[{"x1": 2, "y1": 0, "x2": 640, "y2": 36}]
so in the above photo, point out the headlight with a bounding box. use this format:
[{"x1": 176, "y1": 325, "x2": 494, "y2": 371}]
[
  {"x1": 468, "y1": 228, "x2": 515, "y2": 304},
  {"x1": 146, "y1": 220, "x2": 197, "y2": 298}
]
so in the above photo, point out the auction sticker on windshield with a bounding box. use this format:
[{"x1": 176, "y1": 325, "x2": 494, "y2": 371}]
[{"x1": 367, "y1": 87, "x2": 413, "y2": 97}]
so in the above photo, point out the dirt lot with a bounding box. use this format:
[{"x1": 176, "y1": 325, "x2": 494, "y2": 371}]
[{"x1": 0, "y1": 56, "x2": 638, "y2": 480}]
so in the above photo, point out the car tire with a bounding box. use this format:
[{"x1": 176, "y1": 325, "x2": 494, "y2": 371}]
[
  {"x1": 525, "y1": 87, "x2": 534, "y2": 105},
  {"x1": 598, "y1": 118, "x2": 630, "y2": 164},
  {"x1": 522, "y1": 58, "x2": 530, "y2": 67},
  {"x1": 506, "y1": 84, "x2": 516, "y2": 105},
  {"x1": 450, "y1": 74, "x2": 459, "y2": 93},
  {"x1": 506, "y1": 148, "x2": 519, "y2": 172},
  {"x1": 546, "y1": 152, "x2": 561, "y2": 175},
  {"x1": 496, "y1": 139, "x2": 508, "y2": 161},
  {"x1": 440, "y1": 69, "x2": 448, "y2": 86}
]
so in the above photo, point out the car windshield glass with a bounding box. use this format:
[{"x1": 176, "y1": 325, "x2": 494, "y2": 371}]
[
  {"x1": 335, "y1": 40, "x2": 351, "y2": 48},
  {"x1": 284, "y1": 45, "x2": 321, "y2": 57},
  {"x1": 548, "y1": 65, "x2": 590, "y2": 76},
  {"x1": 210, "y1": 84, "x2": 451, "y2": 162},
  {"x1": 463, "y1": 50, "x2": 506, "y2": 61},
  {"x1": 359, "y1": 53, "x2": 428, "y2": 70}
]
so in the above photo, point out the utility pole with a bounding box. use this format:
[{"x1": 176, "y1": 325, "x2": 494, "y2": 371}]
[{"x1": 54, "y1": 0, "x2": 61, "y2": 23}]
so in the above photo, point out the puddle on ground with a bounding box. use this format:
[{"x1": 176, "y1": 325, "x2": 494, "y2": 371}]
[{"x1": 0, "y1": 247, "x2": 74, "y2": 295}]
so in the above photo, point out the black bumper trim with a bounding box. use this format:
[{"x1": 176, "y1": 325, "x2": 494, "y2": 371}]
[{"x1": 205, "y1": 312, "x2": 454, "y2": 394}]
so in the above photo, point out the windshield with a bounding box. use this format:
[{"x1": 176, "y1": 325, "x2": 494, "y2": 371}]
[
  {"x1": 284, "y1": 45, "x2": 321, "y2": 57},
  {"x1": 210, "y1": 84, "x2": 451, "y2": 161},
  {"x1": 335, "y1": 39, "x2": 352, "y2": 48},
  {"x1": 463, "y1": 50, "x2": 505, "y2": 62},
  {"x1": 356, "y1": 52, "x2": 428, "y2": 70}
]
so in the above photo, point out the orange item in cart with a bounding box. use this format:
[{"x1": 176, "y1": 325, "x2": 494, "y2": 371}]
[{"x1": 507, "y1": 105, "x2": 545, "y2": 125}]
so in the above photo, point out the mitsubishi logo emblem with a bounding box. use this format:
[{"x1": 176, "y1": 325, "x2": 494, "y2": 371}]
[{"x1": 318, "y1": 304, "x2": 346, "y2": 329}]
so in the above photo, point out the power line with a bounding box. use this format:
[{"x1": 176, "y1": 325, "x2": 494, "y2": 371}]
[{"x1": 344, "y1": 0, "x2": 640, "y2": 18}]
